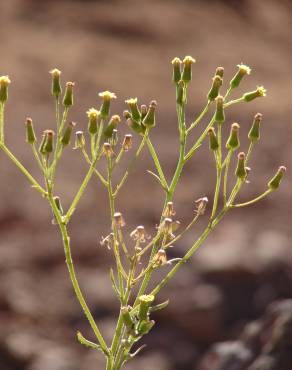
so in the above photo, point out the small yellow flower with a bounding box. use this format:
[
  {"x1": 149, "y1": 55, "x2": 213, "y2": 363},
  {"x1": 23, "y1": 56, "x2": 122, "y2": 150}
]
[
  {"x1": 86, "y1": 108, "x2": 100, "y2": 119},
  {"x1": 0, "y1": 76, "x2": 11, "y2": 86},
  {"x1": 49, "y1": 68, "x2": 61, "y2": 77},
  {"x1": 183, "y1": 56, "x2": 196, "y2": 65},
  {"x1": 125, "y1": 97, "x2": 137, "y2": 106},
  {"x1": 237, "y1": 64, "x2": 251, "y2": 75},
  {"x1": 171, "y1": 57, "x2": 182, "y2": 65},
  {"x1": 256, "y1": 85, "x2": 267, "y2": 97},
  {"x1": 99, "y1": 91, "x2": 117, "y2": 101}
]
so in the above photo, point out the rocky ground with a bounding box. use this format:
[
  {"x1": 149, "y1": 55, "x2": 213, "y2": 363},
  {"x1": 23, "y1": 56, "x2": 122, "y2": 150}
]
[{"x1": 0, "y1": 0, "x2": 291, "y2": 369}]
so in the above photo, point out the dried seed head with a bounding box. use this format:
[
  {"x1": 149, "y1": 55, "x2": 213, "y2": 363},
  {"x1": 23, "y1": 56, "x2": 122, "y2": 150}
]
[
  {"x1": 163, "y1": 202, "x2": 176, "y2": 218},
  {"x1": 74, "y1": 130, "x2": 85, "y2": 149},
  {"x1": 50, "y1": 68, "x2": 62, "y2": 97},
  {"x1": 100, "y1": 233, "x2": 114, "y2": 250},
  {"x1": 102, "y1": 142, "x2": 114, "y2": 158},
  {"x1": 243, "y1": 86, "x2": 267, "y2": 102},
  {"x1": 122, "y1": 134, "x2": 133, "y2": 151},
  {"x1": 195, "y1": 197, "x2": 208, "y2": 215},
  {"x1": 159, "y1": 217, "x2": 175, "y2": 238},
  {"x1": 0, "y1": 75, "x2": 11, "y2": 102},
  {"x1": 113, "y1": 212, "x2": 126, "y2": 228},
  {"x1": 62, "y1": 82, "x2": 75, "y2": 107},
  {"x1": 268, "y1": 166, "x2": 286, "y2": 190},
  {"x1": 215, "y1": 67, "x2": 224, "y2": 78},
  {"x1": 153, "y1": 249, "x2": 167, "y2": 266},
  {"x1": 171, "y1": 57, "x2": 182, "y2": 84},
  {"x1": 130, "y1": 225, "x2": 150, "y2": 243}
]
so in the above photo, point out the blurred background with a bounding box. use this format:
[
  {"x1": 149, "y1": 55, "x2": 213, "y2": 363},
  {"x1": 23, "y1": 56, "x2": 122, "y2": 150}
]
[{"x1": 0, "y1": 0, "x2": 291, "y2": 369}]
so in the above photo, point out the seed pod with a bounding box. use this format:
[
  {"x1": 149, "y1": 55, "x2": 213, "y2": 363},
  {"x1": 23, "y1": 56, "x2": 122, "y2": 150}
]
[
  {"x1": 43, "y1": 130, "x2": 54, "y2": 153},
  {"x1": 121, "y1": 306, "x2": 134, "y2": 332},
  {"x1": 142, "y1": 100, "x2": 157, "y2": 128},
  {"x1": 0, "y1": 76, "x2": 11, "y2": 102},
  {"x1": 103, "y1": 115, "x2": 121, "y2": 139},
  {"x1": 163, "y1": 202, "x2": 176, "y2": 218},
  {"x1": 50, "y1": 69, "x2": 62, "y2": 97},
  {"x1": 74, "y1": 130, "x2": 85, "y2": 149},
  {"x1": 208, "y1": 127, "x2": 219, "y2": 151},
  {"x1": 87, "y1": 108, "x2": 100, "y2": 135},
  {"x1": 61, "y1": 121, "x2": 75, "y2": 146},
  {"x1": 138, "y1": 320, "x2": 155, "y2": 335},
  {"x1": 235, "y1": 152, "x2": 247, "y2": 180},
  {"x1": 171, "y1": 57, "x2": 182, "y2": 84},
  {"x1": 122, "y1": 134, "x2": 133, "y2": 151},
  {"x1": 113, "y1": 212, "x2": 125, "y2": 228},
  {"x1": 226, "y1": 123, "x2": 240, "y2": 150},
  {"x1": 153, "y1": 249, "x2": 167, "y2": 266},
  {"x1": 53, "y1": 196, "x2": 63, "y2": 214},
  {"x1": 243, "y1": 86, "x2": 267, "y2": 102},
  {"x1": 125, "y1": 98, "x2": 141, "y2": 122},
  {"x1": 176, "y1": 80, "x2": 185, "y2": 106},
  {"x1": 127, "y1": 118, "x2": 144, "y2": 134},
  {"x1": 208, "y1": 75, "x2": 223, "y2": 101},
  {"x1": 214, "y1": 95, "x2": 225, "y2": 123},
  {"x1": 181, "y1": 56, "x2": 196, "y2": 84},
  {"x1": 62, "y1": 82, "x2": 75, "y2": 107},
  {"x1": 268, "y1": 166, "x2": 286, "y2": 190},
  {"x1": 25, "y1": 117, "x2": 36, "y2": 144},
  {"x1": 102, "y1": 142, "x2": 114, "y2": 158},
  {"x1": 215, "y1": 67, "x2": 224, "y2": 78},
  {"x1": 138, "y1": 295, "x2": 155, "y2": 321},
  {"x1": 230, "y1": 64, "x2": 251, "y2": 89},
  {"x1": 248, "y1": 113, "x2": 263, "y2": 142},
  {"x1": 98, "y1": 91, "x2": 116, "y2": 119}
]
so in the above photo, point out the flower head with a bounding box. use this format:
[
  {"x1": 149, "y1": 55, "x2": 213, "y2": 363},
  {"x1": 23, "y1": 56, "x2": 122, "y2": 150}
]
[{"x1": 99, "y1": 91, "x2": 117, "y2": 101}]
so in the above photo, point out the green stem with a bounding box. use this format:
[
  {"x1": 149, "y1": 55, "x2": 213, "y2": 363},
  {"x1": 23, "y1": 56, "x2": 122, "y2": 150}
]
[
  {"x1": 186, "y1": 101, "x2": 210, "y2": 134},
  {"x1": 232, "y1": 189, "x2": 272, "y2": 208},
  {"x1": 0, "y1": 143, "x2": 46, "y2": 196},
  {"x1": 146, "y1": 136, "x2": 168, "y2": 191},
  {"x1": 0, "y1": 102, "x2": 5, "y2": 143},
  {"x1": 224, "y1": 97, "x2": 244, "y2": 108},
  {"x1": 223, "y1": 150, "x2": 232, "y2": 205}
]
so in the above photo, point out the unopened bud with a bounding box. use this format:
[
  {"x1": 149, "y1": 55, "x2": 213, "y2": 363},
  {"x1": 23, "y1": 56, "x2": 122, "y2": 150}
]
[
  {"x1": 243, "y1": 86, "x2": 267, "y2": 102},
  {"x1": 87, "y1": 108, "x2": 100, "y2": 135},
  {"x1": 208, "y1": 127, "x2": 219, "y2": 151},
  {"x1": 181, "y1": 56, "x2": 196, "y2": 84},
  {"x1": 102, "y1": 142, "x2": 114, "y2": 158},
  {"x1": 125, "y1": 98, "x2": 141, "y2": 122},
  {"x1": 171, "y1": 57, "x2": 182, "y2": 84},
  {"x1": 122, "y1": 134, "x2": 133, "y2": 151},
  {"x1": 268, "y1": 166, "x2": 286, "y2": 190},
  {"x1": 142, "y1": 100, "x2": 157, "y2": 128},
  {"x1": 53, "y1": 196, "x2": 63, "y2": 214},
  {"x1": 214, "y1": 95, "x2": 225, "y2": 123},
  {"x1": 138, "y1": 320, "x2": 155, "y2": 335},
  {"x1": 230, "y1": 64, "x2": 251, "y2": 89},
  {"x1": 74, "y1": 130, "x2": 85, "y2": 149},
  {"x1": 113, "y1": 212, "x2": 125, "y2": 228},
  {"x1": 0, "y1": 76, "x2": 11, "y2": 102},
  {"x1": 248, "y1": 113, "x2": 263, "y2": 142},
  {"x1": 138, "y1": 294, "x2": 155, "y2": 321},
  {"x1": 25, "y1": 118, "x2": 36, "y2": 144},
  {"x1": 176, "y1": 80, "x2": 185, "y2": 106},
  {"x1": 50, "y1": 69, "x2": 62, "y2": 97},
  {"x1": 62, "y1": 82, "x2": 74, "y2": 107},
  {"x1": 215, "y1": 67, "x2": 224, "y2": 78},
  {"x1": 163, "y1": 202, "x2": 176, "y2": 218},
  {"x1": 121, "y1": 306, "x2": 134, "y2": 332},
  {"x1": 98, "y1": 91, "x2": 116, "y2": 119},
  {"x1": 44, "y1": 130, "x2": 54, "y2": 154},
  {"x1": 235, "y1": 152, "x2": 247, "y2": 180},
  {"x1": 104, "y1": 114, "x2": 121, "y2": 139},
  {"x1": 208, "y1": 75, "x2": 223, "y2": 101},
  {"x1": 61, "y1": 121, "x2": 75, "y2": 146},
  {"x1": 226, "y1": 123, "x2": 240, "y2": 150}
]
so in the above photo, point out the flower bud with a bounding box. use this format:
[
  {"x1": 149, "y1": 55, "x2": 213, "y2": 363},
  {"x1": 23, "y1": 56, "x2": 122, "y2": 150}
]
[
  {"x1": 44, "y1": 130, "x2": 54, "y2": 153},
  {"x1": 230, "y1": 64, "x2": 251, "y2": 89},
  {"x1": 248, "y1": 113, "x2": 262, "y2": 142},
  {"x1": 113, "y1": 212, "x2": 126, "y2": 228},
  {"x1": 142, "y1": 100, "x2": 157, "y2": 128},
  {"x1": 215, "y1": 67, "x2": 224, "y2": 78},
  {"x1": 25, "y1": 118, "x2": 36, "y2": 144},
  {"x1": 226, "y1": 123, "x2": 240, "y2": 150},
  {"x1": 235, "y1": 152, "x2": 247, "y2": 180},
  {"x1": 87, "y1": 108, "x2": 100, "y2": 135},
  {"x1": 102, "y1": 142, "x2": 114, "y2": 158},
  {"x1": 53, "y1": 196, "x2": 63, "y2": 214},
  {"x1": 181, "y1": 56, "x2": 196, "y2": 84},
  {"x1": 122, "y1": 134, "x2": 133, "y2": 151},
  {"x1": 125, "y1": 98, "x2": 141, "y2": 122},
  {"x1": 140, "y1": 104, "x2": 148, "y2": 120},
  {"x1": 243, "y1": 86, "x2": 267, "y2": 102},
  {"x1": 208, "y1": 127, "x2": 219, "y2": 151},
  {"x1": 176, "y1": 80, "x2": 185, "y2": 106},
  {"x1": 98, "y1": 91, "x2": 116, "y2": 119},
  {"x1": 171, "y1": 57, "x2": 182, "y2": 84},
  {"x1": 74, "y1": 130, "x2": 85, "y2": 149},
  {"x1": 268, "y1": 166, "x2": 286, "y2": 190},
  {"x1": 50, "y1": 69, "x2": 62, "y2": 97},
  {"x1": 138, "y1": 294, "x2": 155, "y2": 321},
  {"x1": 121, "y1": 306, "x2": 134, "y2": 332},
  {"x1": 163, "y1": 202, "x2": 176, "y2": 218},
  {"x1": 207, "y1": 75, "x2": 223, "y2": 101},
  {"x1": 61, "y1": 121, "x2": 75, "y2": 146},
  {"x1": 123, "y1": 110, "x2": 131, "y2": 120},
  {"x1": 138, "y1": 320, "x2": 155, "y2": 335},
  {"x1": 103, "y1": 115, "x2": 121, "y2": 139},
  {"x1": 62, "y1": 82, "x2": 75, "y2": 107},
  {"x1": 0, "y1": 76, "x2": 11, "y2": 102},
  {"x1": 214, "y1": 95, "x2": 225, "y2": 123},
  {"x1": 127, "y1": 118, "x2": 144, "y2": 134}
]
